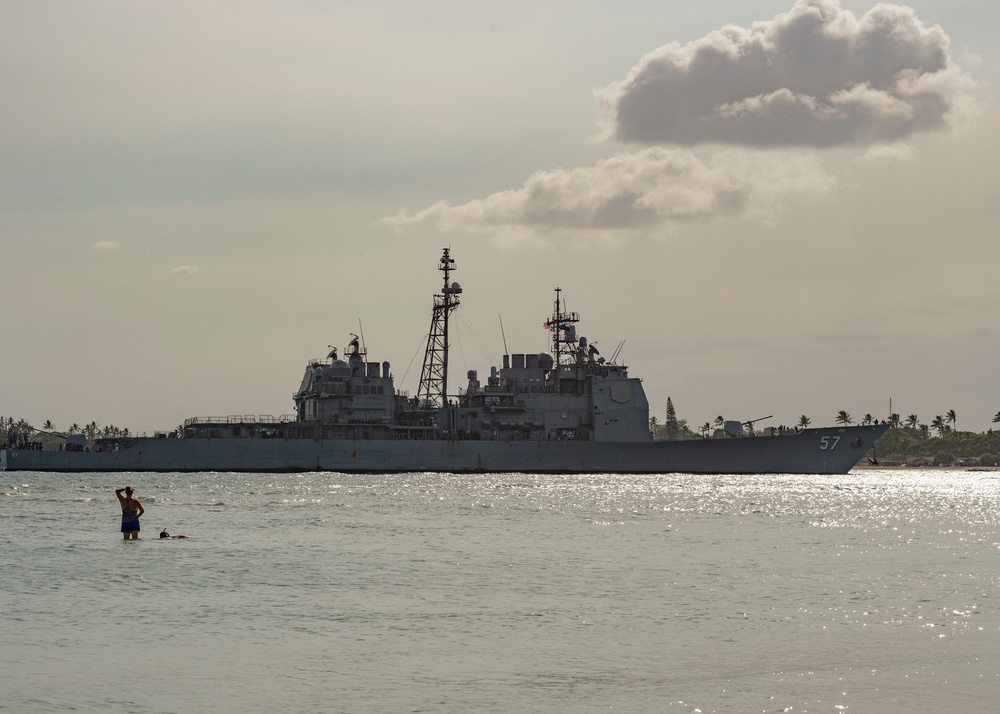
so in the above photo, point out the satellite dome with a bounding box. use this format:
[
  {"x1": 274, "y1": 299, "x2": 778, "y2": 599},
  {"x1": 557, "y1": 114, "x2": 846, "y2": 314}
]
[{"x1": 330, "y1": 359, "x2": 351, "y2": 378}]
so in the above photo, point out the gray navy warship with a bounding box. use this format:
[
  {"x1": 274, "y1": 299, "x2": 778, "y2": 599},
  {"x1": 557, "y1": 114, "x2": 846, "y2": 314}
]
[{"x1": 1, "y1": 249, "x2": 888, "y2": 474}]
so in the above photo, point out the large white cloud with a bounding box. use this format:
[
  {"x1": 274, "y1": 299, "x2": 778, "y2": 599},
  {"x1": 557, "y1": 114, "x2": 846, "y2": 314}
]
[
  {"x1": 385, "y1": 0, "x2": 977, "y2": 240},
  {"x1": 596, "y1": 0, "x2": 976, "y2": 147},
  {"x1": 382, "y1": 148, "x2": 832, "y2": 235}
]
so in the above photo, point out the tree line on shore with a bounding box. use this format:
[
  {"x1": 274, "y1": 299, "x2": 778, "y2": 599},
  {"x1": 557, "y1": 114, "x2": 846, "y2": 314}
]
[
  {"x1": 2, "y1": 416, "x2": 134, "y2": 447},
  {"x1": 650, "y1": 400, "x2": 1000, "y2": 465}
]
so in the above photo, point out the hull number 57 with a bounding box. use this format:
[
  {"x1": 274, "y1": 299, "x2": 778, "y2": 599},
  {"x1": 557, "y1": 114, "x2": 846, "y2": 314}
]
[{"x1": 820, "y1": 436, "x2": 841, "y2": 450}]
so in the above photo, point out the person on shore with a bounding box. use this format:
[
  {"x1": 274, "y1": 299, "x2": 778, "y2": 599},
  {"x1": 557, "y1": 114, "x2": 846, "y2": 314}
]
[
  {"x1": 116, "y1": 486, "x2": 144, "y2": 540},
  {"x1": 160, "y1": 528, "x2": 189, "y2": 539}
]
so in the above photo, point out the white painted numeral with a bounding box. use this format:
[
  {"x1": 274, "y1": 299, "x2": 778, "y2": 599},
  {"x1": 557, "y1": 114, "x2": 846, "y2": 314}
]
[{"x1": 820, "y1": 436, "x2": 841, "y2": 451}]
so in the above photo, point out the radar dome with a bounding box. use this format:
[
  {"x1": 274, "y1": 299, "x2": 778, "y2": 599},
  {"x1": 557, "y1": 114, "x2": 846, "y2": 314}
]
[{"x1": 330, "y1": 359, "x2": 351, "y2": 378}]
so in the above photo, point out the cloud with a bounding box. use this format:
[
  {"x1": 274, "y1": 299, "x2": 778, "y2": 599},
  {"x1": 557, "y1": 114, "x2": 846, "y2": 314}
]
[
  {"x1": 858, "y1": 143, "x2": 918, "y2": 164},
  {"x1": 960, "y1": 48, "x2": 982, "y2": 68},
  {"x1": 92, "y1": 240, "x2": 121, "y2": 251},
  {"x1": 385, "y1": 0, "x2": 976, "y2": 243},
  {"x1": 169, "y1": 265, "x2": 202, "y2": 277},
  {"x1": 382, "y1": 147, "x2": 833, "y2": 236},
  {"x1": 596, "y1": 0, "x2": 977, "y2": 148}
]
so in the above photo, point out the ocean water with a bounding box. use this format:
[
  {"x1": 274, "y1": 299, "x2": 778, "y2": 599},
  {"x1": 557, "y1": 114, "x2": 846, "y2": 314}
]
[{"x1": 3, "y1": 469, "x2": 1000, "y2": 713}]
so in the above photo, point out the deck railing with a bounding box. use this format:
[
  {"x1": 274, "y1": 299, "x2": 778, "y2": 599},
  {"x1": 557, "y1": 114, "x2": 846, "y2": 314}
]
[{"x1": 183, "y1": 414, "x2": 296, "y2": 427}]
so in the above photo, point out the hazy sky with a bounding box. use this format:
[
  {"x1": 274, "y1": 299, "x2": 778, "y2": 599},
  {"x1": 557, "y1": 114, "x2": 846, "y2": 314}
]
[{"x1": 3, "y1": 0, "x2": 998, "y2": 436}]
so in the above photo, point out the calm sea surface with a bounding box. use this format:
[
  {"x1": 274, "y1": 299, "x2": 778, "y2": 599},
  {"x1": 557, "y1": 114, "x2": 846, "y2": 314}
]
[{"x1": 3, "y1": 469, "x2": 1000, "y2": 713}]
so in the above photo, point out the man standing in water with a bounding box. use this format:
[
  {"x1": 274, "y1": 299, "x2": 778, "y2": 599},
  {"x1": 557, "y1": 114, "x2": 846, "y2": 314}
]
[{"x1": 116, "y1": 486, "x2": 144, "y2": 540}]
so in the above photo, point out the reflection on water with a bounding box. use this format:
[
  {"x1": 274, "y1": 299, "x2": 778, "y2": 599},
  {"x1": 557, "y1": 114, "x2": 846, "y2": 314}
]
[{"x1": 3, "y1": 469, "x2": 1000, "y2": 713}]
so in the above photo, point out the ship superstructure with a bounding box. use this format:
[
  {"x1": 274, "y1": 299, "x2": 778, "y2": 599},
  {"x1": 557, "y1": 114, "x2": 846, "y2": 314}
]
[{"x1": 183, "y1": 248, "x2": 650, "y2": 446}]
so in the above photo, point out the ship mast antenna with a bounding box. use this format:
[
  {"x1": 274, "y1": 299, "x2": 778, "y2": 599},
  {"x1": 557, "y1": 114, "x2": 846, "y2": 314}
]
[
  {"x1": 547, "y1": 287, "x2": 579, "y2": 393},
  {"x1": 417, "y1": 248, "x2": 462, "y2": 409},
  {"x1": 499, "y1": 314, "x2": 509, "y2": 356},
  {"x1": 610, "y1": 340, "x2": 626, "y2": 364}
]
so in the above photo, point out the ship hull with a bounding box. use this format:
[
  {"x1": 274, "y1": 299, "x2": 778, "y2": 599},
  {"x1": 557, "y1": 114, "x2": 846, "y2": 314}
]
[{"x1": 1, "y1": 424, "x2": 888, "y2": 474}]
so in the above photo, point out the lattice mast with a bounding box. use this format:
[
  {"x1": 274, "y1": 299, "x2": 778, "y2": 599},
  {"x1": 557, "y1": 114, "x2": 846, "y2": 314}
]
[
  {"x1": 547, "y1": 287, "x2": 579, "y2": 393},
  {"x1": 417, "y1": 248, "x2": 462, "y2": 409}
]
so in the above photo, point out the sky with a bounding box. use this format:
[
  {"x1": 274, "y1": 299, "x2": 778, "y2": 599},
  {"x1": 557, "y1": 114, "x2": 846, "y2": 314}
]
[{"x1": 2, "y1": 0, "x2": 999, "y2": 436}]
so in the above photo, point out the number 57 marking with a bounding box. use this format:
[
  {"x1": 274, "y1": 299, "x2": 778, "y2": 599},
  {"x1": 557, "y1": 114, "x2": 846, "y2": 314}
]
[{"x1": 820, "y1": 436, "x2": 841, "y2": 450}]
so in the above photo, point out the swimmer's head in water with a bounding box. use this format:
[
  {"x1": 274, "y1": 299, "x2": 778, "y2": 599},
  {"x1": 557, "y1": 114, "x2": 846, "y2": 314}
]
[{"x1": 160, "y1": 529, "x2": 169, "y2": 538}]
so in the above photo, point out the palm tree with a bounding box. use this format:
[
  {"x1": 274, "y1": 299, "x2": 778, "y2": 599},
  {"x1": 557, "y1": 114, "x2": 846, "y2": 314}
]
[
  {"x1": 993, "y1": 411, "x2": 1000, "y2": 424},
  {"x1": 714, "y1": 415, "x2": 725, "y2": 430},
  {"x1": 43, "y1": 420, "x2": 55, "y2": 431},
  {"x1": 946, "y1": 409, "x2": 957, "y2": 439},
  {"x1": 700, "y1": 422, "x2": 711, "y2": 438},
  {"x1": 835, "y1": 410, "x2": 853, "y2": 426},
  {"x1": 919, "y1": 424, "x2": 930, "y2": 440},
  {"x1": 906, "y1": 414, "x2": 919, "y2": 430},
  {"x1": 889, "y1": 413, "x2": 901, "y2": 429},
  {"x1": 931, "y1": 415, "x2": 946, "y2": 437},
  {"x1": 862, "y1": 414, "x2": 873, "y2": 425},
  {"x1": 797, "y1": 415, "x2": 811, "y2": 430}
]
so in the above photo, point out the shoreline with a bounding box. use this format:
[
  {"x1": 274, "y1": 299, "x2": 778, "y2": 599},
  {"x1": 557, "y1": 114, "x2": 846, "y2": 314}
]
[{"x1": 856, "y1": 464, "x2": 1000, "y2": 472}]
